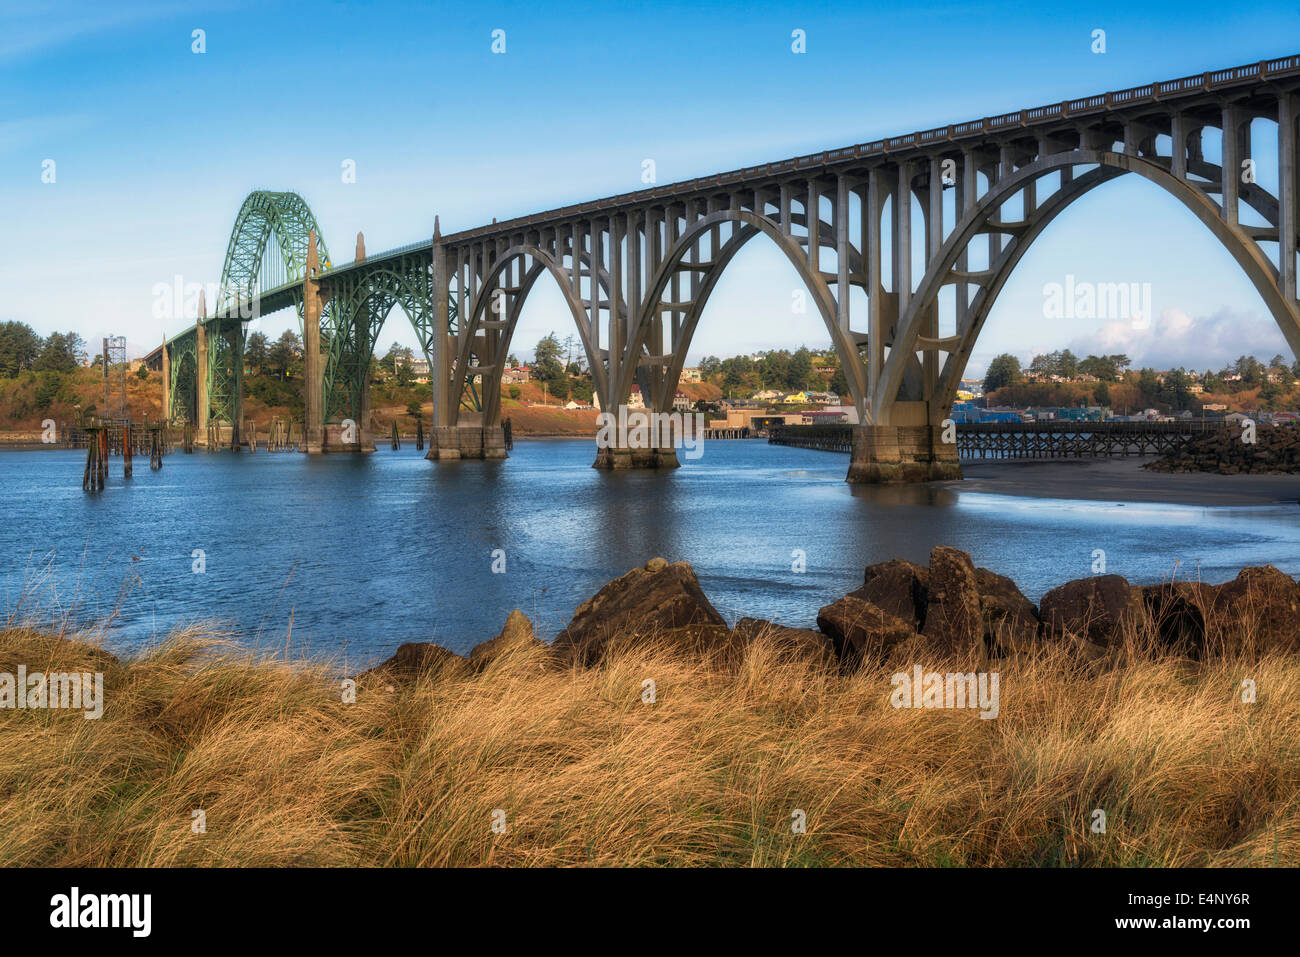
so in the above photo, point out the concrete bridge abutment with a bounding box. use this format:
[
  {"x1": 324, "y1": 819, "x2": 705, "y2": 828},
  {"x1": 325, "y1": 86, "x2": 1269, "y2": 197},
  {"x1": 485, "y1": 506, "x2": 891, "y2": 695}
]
[
  {"x1": 591, "y1": 443, "x2": 680, "y2": 470},
  {"x1": 846, "y1": 424, "x2": 962, "y2": 484},
  {"x1": 425, "y1": 426, "x2": 509, "y2": 461}
]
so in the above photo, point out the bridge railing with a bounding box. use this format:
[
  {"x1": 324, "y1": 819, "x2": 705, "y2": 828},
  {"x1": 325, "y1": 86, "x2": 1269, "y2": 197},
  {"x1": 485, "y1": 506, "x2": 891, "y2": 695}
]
[{"x1": 328, "y1": 54, "x2": 1300, "y2": 264}]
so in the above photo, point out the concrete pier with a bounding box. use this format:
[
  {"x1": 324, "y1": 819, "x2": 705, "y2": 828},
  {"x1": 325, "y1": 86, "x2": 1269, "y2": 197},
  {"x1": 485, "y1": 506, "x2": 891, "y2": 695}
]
[
  {"x1": 592, "y1": 443, "x2": 680, "y2": 470},
  {"x1": 846, "y1": 425, "x2": 962, "y2": 484},
  {"x1": 425, "y1": 426, "x2": 509, "y2": 461}
]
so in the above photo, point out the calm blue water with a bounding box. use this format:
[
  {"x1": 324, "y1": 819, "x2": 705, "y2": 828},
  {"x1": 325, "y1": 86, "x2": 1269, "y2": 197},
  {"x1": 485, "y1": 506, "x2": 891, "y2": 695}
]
[{"x1": 3, "y1": 440, "x2": 1300, "y2": 667}]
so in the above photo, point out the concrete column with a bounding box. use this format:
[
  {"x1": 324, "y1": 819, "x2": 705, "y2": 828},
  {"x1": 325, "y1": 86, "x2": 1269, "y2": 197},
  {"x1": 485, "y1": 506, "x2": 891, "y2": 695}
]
[
  {"x1": 895, "y1": 162, "x2": 912, "y2": 317},
  {"x1": 301, "y1": 230, "x2": 324, "y2": 453},
  {"x1": 1123, "y1": 121, "x2": 1140, "y2": 156},
  {"x1": 195, "y1": 321, "x2": 209, "y2": 434},
  {"x1": 846, "y1": 423, "x2": 961, "y2": 484},
  {"x1": 1171, "y1": 112, "x2": 1188, "y2": 180},
  {"x1": 955, "y1": 149, "x2": 975, "y2": 342},
  {"x1": 357, "y1": 377, "x2": 374, "y2": 452},
  {"x1": 608, "y1": 214, "x2": 622, "y2": 402},
  {"x1": 161, "y1": 340, "x2": 171, "y2": 423},
  {"x1": 924, "y1": 157, "x2": 944, "y2": 413},
  {"x1": 836, "y1": 175, "x2": 849, "y2": 333},
  {"x1": 1222, "y1": 105, "x2": 1239, "y2": 226},
  {"x1": 1280, "y1": 94, "x2": 1296, "y2": 302},
  {"x1": 807, "y1": 180, "x2": 820, "y2": 273},
  {"x1": 430, "y1": 219, "x2": 452, "y2": 433},
  {"x1": 866, "y1": 167, "x2": 885, "y2": 421},
  {"x1": 228, "y1": 328, "x2": 243, "y2": 447}
]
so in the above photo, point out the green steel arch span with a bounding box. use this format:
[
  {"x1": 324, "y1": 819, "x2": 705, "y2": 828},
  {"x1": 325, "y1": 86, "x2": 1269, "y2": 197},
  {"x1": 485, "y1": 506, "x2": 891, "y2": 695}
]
[{"x1": 158, "y1": 190, "x2": 467, "y2": 445}]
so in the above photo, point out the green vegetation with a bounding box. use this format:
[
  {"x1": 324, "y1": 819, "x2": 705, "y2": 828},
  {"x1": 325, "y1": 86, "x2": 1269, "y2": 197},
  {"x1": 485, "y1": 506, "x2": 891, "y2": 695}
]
[
  {"x1": 698, "y1": 346, "x2": 840, "y2": 396},
  {"x1": 982, "y1": 350, "x2": 1300, "y2": 414}
]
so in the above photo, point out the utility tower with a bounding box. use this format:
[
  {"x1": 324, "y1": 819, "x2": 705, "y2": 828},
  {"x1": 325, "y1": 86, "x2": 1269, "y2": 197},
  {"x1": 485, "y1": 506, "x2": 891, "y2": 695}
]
[{"x1": 102, "y1": 335, "x2": 127, "y2": 419}]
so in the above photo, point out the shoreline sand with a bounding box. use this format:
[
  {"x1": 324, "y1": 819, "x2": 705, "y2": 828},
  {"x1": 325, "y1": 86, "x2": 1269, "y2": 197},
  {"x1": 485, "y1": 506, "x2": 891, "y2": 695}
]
[{"x1": 950, "y1": 456, "x2": 1300, "y2": 507}]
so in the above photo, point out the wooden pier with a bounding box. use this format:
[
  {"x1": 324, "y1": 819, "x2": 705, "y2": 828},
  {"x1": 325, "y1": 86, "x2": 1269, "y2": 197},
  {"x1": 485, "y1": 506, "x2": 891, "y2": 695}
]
[
  {"x1": 770, "y1": 420, "x2": 1231, "y2": 459},
  {"x1": 767, "y1": 425, "x2": 851, "y2": 452},
  {"x1": 703, "y1": 427, "x2": 752, "y2": 440}
]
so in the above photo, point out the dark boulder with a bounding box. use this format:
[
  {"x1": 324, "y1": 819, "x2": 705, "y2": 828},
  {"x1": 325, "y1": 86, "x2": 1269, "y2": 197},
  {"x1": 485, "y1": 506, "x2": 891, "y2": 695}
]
[
  {"x1": 362, "y1": 641, "x2": 465, "y2": 682},
  {"x1": 975, "y1": 567, "x2": 1041, "y2": 654},
  {"x1": 732, "y1": 617, "x2": 836, "y2": 666},
  {"x1": 1209, "y1": 565, "x2": 1300, "y2": 654},
  {"x1": 1039, "y1": 575, "x2": 1146, "y2": 645},
  {"x1": 468, "y1": 610, "x2": 551, "y2": 669},
  {"x1": 852, "y1": 558, "x2": 929, "y2": 629},
  {"x1": 551, "y1": 559, "x2": 727, "y2": 665},
  {"x1": 920, "y1": 547, "x2": 984, "y2": 652},
  {"x1": 816, "y1": 595, "x2": 916, "y2": 668},
  {"x1": 1139, "y1": 582, "x2": 1213, "y2": 653}
]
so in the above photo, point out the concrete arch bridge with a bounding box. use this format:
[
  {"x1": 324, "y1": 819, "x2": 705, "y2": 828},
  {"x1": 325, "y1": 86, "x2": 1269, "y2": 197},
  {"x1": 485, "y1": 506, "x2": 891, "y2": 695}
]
[{"x1": 148, "y1": 54, "x2": 1300, "y2": 480}]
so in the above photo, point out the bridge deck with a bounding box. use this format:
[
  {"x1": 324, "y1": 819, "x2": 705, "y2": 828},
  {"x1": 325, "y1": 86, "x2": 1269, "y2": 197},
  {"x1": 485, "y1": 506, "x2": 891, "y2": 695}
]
[{"x1": 155, "y1": 53, "x2": 1300, "y2": 366}]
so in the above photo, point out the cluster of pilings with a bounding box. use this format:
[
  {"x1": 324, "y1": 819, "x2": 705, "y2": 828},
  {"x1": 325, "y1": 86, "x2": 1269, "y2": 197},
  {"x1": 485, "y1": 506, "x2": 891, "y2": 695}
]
[
  {"x1": 149, "y1": 426, "x2": 163, "y2": 470},
  {"x1": 82, "y1": 418, "x2": 167, "y2": 491},
  {"x1": 266, "y1": 417, "x2": 294, "y2": 451},
  {"x1": 82, "y1": 425, "x2": 107, "y2": 491}
]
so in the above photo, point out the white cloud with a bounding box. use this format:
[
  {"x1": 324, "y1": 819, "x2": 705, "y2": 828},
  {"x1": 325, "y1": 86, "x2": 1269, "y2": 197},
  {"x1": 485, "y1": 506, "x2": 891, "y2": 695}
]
[{"x1": 1065, "y1": 306, "x2": 1291, "y2": 370}]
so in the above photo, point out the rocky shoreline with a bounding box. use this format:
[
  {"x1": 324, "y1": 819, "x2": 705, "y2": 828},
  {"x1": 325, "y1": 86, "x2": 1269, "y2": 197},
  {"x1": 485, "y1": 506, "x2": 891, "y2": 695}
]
[
  {"x1": 1145, "y1": 424, "x2": 1300, "y2": 474},
  {"x1": 367, "y1": 549, "x2": 1300, "y2": 678}
]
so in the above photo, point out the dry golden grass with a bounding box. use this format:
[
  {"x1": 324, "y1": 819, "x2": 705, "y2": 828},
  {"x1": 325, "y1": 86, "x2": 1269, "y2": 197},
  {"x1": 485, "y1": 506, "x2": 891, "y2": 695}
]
[{"x1": 0, "y1": 621, "x2": 1295, "y2": 867}]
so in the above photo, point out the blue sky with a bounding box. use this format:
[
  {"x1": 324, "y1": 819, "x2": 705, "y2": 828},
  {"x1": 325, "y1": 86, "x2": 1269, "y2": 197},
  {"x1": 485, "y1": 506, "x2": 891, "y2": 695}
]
[{"x1": 2, "y1": 0, "x2": 1298, "y2": 376}]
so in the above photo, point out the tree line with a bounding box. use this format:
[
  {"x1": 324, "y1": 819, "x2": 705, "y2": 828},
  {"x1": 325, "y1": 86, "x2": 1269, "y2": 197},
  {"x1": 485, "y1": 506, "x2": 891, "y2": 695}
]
[
  {"x1": 0, "y1": 321, "x2": 87, "y2": 377},
  {"x1": 982, "y1": 350, "x2": 1300, "y2": 412}
]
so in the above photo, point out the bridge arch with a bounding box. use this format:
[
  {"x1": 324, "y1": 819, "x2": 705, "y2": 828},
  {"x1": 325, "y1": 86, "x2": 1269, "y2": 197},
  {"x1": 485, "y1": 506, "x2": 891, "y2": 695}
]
[
  {"x1": 219, "y1": 191, "x2": 333, "y2": 306},
  {"x1": 450, "y1": 243, "x2": 620, "y2": 425},
  {"x1": 168, "y1": 347, "x2": 198, "y2": 426},
  {"x1": 624, "y1": 208, "x2": 871, "y2": 418},
  {"x1": 877, "y1": 149, "x2": 1300, "y2": 425},
  {"x1": 328, "y1": 264, "x2": 436, "y2": 422}
]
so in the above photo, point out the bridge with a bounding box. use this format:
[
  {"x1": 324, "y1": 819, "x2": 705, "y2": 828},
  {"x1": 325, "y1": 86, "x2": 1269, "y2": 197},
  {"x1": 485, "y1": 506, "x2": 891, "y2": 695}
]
[{"x1": 148, "y1": 53, "x2": 1300, "y2": 481}]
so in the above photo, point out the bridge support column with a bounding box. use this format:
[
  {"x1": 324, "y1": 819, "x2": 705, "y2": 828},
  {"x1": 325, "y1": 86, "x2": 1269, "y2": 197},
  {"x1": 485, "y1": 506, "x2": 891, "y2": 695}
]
[
  {"x1": 590, "y1": 408, "x2": 681, "y2": 470},
  {"x1": 195, "y1": 321, "x2": 209, "y2": 441},
  {"x1": 427, "y1": 426, "x2": 508, "y2": 460},
  {"x1": 302, "y1": 231, "x2": 326, "y2": 454},
  {"x1": 161, "y1": 341, "x2": 171, "y2": 424},
  {"x1": 846, "y1": 425, "x2": 961, "y2": 484}
]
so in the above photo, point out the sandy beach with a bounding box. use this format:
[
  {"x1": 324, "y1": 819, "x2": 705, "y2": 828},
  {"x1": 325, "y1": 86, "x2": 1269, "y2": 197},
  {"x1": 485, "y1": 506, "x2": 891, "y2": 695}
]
[{"x1": 950, "y1": 457, "x2": 1300, "y2": 507}]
